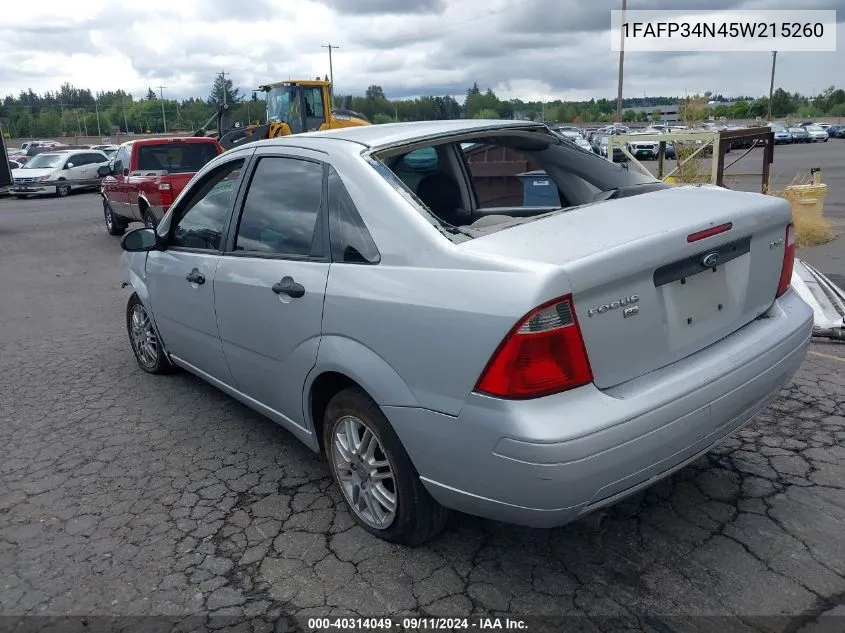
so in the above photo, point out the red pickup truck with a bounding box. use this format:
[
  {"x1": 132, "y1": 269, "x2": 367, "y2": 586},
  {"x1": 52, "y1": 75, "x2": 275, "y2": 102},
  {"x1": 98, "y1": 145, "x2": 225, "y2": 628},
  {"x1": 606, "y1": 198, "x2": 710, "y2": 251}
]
[{"x1": 100, "y1": 136, "x2": 224, "y2": 236}]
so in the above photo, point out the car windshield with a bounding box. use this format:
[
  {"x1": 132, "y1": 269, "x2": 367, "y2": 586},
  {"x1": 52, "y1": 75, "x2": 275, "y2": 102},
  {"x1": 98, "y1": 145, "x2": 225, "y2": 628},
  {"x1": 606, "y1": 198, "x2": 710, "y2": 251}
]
[
  {"x1": 23, "y1": 153, "x2": 64, "y2": 169},
  {"x1": 266, "y1": 85, "x2": 295, "y2": 122}
]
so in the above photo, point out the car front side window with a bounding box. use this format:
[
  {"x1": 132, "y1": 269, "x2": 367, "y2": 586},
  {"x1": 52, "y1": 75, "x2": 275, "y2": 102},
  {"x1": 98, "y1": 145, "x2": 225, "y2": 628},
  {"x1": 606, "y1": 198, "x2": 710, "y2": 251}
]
[{"x1": 169, "y1": 159, "x2": 245, "y2": 251}]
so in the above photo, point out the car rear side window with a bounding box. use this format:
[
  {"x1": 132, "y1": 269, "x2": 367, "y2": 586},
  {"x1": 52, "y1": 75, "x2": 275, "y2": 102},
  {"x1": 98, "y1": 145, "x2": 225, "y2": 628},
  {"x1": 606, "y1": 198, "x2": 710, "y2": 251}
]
[
  {"x1": 170, "y1": 159, "x2": 245, "y2": 251},
  {"x1": 137, "y1": 142, "x2": 219, "y2": 173},
  {"x1": 327, "y1": 167, "x2": 379, "y2": 264},
  {"x1": 233, "y1": 156, "x2": 324, "y2": 258}
]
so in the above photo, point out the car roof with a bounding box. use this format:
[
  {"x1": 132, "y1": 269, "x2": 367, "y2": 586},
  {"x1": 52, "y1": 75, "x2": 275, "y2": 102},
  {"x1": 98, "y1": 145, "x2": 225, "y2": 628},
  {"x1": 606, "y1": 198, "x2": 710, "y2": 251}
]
[{"x1": 290, "y1": 119, "x2": 548, "y2": 150}]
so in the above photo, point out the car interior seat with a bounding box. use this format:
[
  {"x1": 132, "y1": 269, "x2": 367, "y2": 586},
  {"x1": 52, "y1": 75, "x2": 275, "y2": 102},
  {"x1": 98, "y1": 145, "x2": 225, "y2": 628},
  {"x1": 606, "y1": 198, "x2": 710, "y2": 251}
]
[{"x1": 415, "y1": 172, "x2": 470, "y2": 226}]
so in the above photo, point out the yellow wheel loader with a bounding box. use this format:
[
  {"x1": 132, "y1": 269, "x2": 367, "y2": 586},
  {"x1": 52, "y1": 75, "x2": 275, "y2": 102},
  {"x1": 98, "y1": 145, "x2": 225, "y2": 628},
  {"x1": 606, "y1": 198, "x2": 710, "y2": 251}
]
[{"x1": 194, "y1": 80, "x2": 370, "y2": 150}]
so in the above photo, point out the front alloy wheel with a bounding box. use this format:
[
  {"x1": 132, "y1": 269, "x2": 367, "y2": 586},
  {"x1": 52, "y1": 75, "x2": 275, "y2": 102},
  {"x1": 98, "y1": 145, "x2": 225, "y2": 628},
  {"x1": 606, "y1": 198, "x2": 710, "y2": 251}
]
[
  {"x1": 56, "y1": 182, "x2": 70, "y2": 197},
  {"x1": 126, "y1": 294, "x2": 174, "y2": 374}
]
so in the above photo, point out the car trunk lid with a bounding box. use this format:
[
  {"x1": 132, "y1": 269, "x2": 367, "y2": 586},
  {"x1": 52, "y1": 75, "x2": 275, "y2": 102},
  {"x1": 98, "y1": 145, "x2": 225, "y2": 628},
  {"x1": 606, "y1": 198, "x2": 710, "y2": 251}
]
[{"x1": 459, "y1": 185, "x2": 793, "y2": 389}]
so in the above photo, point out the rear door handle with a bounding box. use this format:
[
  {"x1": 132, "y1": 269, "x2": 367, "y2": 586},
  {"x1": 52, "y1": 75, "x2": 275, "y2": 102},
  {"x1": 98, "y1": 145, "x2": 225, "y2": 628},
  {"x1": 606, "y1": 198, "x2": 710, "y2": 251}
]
[
  {"x1": 272, "y1": 276, "x2": 305, "y2": 298},
  {"x1": 185, "y1": 268, "x2": 205, "y2": 285}
]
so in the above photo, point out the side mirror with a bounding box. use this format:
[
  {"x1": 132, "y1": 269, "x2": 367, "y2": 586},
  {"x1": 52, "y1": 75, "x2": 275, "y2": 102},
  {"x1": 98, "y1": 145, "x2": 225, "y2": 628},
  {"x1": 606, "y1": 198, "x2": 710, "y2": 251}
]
[
  {"x1": 65, "y1": 163, "x2": 74, "y2": 169},
  {"x1": 123, "y1": 168, "x2": 130, "y2": 177},
  {"x1": 97, "y1": 165, "x2": 111, "y2": 177},
  {"x1": 121, "y1": 227, "x2": 159, "y2": 252}
]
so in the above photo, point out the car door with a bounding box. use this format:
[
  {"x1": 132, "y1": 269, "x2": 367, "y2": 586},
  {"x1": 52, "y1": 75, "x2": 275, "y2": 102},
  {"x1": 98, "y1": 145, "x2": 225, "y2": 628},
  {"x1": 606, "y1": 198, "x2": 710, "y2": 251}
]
[
  {"x1": 84, "y1": 152, "x2": 106, "y2": 181},
  {"x1": 145, "y1": 156, "x2": 247, "y2": 383},
  {"x1": 107, "y1": 146, "x2": 130, "y2": 218},
  {"x1": 63, "y1": 153, "x2": 87, "y2": 184},
  {"x1": 213, "y1": 150, "x2": 330, "y2": 428}
]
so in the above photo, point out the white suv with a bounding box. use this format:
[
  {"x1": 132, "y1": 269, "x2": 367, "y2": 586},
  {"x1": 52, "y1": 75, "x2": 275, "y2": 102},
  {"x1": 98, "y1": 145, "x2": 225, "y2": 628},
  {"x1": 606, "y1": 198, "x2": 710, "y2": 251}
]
[{"x1": 9, "y1": 149, "x2": 110, "y2": 198}]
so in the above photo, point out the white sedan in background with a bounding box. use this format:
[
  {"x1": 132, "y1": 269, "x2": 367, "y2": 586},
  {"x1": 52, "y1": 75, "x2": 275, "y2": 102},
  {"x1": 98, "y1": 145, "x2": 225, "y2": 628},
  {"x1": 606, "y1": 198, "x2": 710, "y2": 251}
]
[
  {"x1": 805, "y1": 125, "x2": 829, "y2": 142},
  {"x1": 10, "y1": 149, "x2": 110, "y2": 198}
]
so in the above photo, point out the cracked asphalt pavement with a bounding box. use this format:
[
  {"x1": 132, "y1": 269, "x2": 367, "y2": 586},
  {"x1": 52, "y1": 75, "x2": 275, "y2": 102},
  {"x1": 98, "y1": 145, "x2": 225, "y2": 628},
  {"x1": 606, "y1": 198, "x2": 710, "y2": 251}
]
[{"x1": 1, "y1": 193, "x2": 844, "y2": 633}]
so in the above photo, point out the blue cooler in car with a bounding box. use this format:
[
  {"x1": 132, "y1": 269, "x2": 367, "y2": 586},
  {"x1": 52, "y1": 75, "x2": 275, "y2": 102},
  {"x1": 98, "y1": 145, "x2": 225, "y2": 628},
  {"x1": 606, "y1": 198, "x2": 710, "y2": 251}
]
[{"x1": 517, "y1": 170, "x2": 560, "y2": 207}]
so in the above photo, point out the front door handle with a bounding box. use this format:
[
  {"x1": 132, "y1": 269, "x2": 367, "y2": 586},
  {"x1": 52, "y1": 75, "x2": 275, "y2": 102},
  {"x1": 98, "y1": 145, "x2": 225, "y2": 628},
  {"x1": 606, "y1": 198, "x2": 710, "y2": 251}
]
[
  {"x1": 272, "y1": 276, "x2": 305, "y2": 298},
  {"x1": 185, "y1": 268, "x2": 205, "y2": 285}
]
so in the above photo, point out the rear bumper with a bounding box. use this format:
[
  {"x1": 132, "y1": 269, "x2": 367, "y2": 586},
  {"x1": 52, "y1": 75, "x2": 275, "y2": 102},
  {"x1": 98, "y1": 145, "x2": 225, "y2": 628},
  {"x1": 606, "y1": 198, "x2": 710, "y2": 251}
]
[{"x1": 385, "y1": 290, "x2": 812, "y2": 528}]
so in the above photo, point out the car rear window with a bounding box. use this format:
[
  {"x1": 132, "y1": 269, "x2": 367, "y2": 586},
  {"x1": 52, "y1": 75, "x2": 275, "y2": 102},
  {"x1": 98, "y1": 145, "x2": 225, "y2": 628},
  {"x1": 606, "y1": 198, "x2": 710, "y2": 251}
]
[{"x1": 136, "y1": 142, "x2": 219, "y2": 174}]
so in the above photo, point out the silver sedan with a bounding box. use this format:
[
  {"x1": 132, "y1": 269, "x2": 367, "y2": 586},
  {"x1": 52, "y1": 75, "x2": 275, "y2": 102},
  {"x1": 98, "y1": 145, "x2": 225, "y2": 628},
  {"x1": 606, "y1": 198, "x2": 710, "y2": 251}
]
[{"x1": 119, "y1": 120, "x2": 813, "y2": 545}]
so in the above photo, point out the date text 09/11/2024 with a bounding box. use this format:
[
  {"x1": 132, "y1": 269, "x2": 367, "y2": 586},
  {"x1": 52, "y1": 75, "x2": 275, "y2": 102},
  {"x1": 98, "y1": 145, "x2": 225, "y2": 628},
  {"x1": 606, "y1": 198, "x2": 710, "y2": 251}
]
[{"x1": 307, "y1": 617, "x2": 529, "y2": 630}]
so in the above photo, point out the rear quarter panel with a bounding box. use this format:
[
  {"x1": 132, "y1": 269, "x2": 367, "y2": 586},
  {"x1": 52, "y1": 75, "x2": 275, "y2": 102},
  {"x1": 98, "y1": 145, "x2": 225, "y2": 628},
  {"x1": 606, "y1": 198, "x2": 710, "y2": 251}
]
[{"x1": 315, "y1": 149, "x2": 573, "y2": 417}]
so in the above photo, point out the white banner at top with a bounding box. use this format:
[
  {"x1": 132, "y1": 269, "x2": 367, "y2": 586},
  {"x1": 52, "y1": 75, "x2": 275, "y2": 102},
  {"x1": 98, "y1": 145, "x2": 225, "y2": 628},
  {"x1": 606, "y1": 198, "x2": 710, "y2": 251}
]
[{"x1": 610, "y1": 9, "x2": 837, "y2": 52}]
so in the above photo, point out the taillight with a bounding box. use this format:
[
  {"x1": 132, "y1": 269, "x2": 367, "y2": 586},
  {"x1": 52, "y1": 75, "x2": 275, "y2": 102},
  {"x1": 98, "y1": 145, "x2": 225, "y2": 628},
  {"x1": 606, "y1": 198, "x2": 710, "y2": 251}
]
[
  {"x1": 475, "y1": 295, "x2": 593, "y2": 399},
  {"x1": 776, "y1": 223, "x2": 796, "y2": 298},
  {"x1": 159, "y1": 182, "x2": 173, "y2": 208}
]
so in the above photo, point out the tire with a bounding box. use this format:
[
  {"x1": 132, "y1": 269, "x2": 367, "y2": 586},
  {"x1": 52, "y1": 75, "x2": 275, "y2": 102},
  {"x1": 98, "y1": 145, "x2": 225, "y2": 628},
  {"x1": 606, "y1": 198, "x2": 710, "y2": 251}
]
[
  {"x1": 56, "y1": 181, "x2": 71, "y2": 197},
  {"x1": 104, "y1": 202, "x2": 125, "y2": 236},
  {"x1": 143, "y1": 208, "x2": 157, "y2": 229},
  {"x1": 126, "y1": 293, "x2": 175, "y2": 375},
  {"x1": 323, "y1": 387, "x2": 450, "y2": 546}
]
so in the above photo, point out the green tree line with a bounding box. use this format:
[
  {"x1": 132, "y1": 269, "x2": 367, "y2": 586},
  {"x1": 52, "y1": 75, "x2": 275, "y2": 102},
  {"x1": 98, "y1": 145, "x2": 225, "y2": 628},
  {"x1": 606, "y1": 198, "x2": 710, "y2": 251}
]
[{"x1": 2, "y1": 78, "x2": 843, "y2": 139}]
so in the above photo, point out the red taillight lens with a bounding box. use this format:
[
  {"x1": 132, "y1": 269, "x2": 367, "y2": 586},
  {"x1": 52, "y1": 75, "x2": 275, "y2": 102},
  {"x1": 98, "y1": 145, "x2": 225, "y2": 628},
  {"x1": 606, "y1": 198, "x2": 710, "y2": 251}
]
[
  {"x1": 776, "y1": 223, "x2": 796, "y2": 298},
  {"x1": 475, "y1": 295, "x2": 593, "y2": 399},
  {"x1": 159, "y1": 182, "x2": 173, "y2": 208}
]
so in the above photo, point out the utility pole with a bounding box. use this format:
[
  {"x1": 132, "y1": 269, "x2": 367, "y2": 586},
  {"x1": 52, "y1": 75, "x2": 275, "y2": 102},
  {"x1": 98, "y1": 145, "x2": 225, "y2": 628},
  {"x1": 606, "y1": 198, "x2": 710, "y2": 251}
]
[
  {"x1": 767, "y1": 51, "x2": 777, "y2": 122},
  {"x1": 322, "y1": 43, "x2": 339, "y2": 105},
  {"x1": 122, "y1": 97, "x2": 129, "y2": 133},
  {"x1": 219, "y1": 70, "x2": 228, "y2": 107},
  {"x1": 94, "y1": 99, "x2": 101, "y2": 137},
  {"x1": 158, "y1": 85, "x2": 167, "y2": 133},
  {"x1": 615, "y1": 0, "x2": 627, "y2": 124}
]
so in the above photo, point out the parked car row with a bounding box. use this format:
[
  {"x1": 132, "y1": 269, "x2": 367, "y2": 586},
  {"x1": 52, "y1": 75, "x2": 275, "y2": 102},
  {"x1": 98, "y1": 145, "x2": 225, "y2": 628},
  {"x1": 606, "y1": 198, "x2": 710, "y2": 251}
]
[
  {"x1": 3, "y1": 137, "x2": 214, "y2": 201},
  {"x1": 771, "y1": 122, "x2": 831, "y2": 144}
]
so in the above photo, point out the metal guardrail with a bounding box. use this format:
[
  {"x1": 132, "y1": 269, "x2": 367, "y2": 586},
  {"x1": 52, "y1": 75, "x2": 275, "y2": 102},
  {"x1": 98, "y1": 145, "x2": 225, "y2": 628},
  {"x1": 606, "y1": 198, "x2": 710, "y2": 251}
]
[{"x1": 607, "y1": 128, "x2": 775, "y2": 192}]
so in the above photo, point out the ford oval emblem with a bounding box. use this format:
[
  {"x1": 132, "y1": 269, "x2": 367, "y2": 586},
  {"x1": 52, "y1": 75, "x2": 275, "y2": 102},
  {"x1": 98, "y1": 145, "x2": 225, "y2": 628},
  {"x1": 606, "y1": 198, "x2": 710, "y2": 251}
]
[{"x1": 701, "y1": 251, "x2": 721, "y2": 267}]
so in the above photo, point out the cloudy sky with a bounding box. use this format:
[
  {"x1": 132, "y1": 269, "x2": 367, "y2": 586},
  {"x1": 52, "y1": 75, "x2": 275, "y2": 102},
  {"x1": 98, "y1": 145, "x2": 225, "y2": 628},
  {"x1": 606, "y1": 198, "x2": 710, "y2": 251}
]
[{"x1": 1, "y1": 0, "x2": 842, "y2": 103}]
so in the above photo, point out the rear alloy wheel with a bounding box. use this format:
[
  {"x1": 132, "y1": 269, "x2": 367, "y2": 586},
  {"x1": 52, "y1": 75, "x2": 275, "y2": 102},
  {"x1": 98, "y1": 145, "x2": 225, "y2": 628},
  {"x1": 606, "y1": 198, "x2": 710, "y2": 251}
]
[
  {"x1": 56, "y1": 181, "x2": 70, "y2": 197},
  {"x1": 126, "y1": 294, "x2": 174, "y2": 374},
  {"x1": 323, "y1": 387, "x2": 450, "y2": 546},
  {"x1": 104, "y1": 203, "x2": 125, "y2": 236}
]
